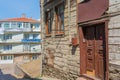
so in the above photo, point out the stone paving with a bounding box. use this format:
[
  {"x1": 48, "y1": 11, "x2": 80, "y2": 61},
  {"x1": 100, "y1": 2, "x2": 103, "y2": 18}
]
[
  {"x1": 0, "y1": 64, "x2": 60, "y2": 80},
  {"x1": 0, "y1": 63, "x2": 61, "y2": 80}
]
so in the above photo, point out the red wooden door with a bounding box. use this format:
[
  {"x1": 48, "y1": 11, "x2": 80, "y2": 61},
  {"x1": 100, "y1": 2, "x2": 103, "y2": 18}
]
[
  {"x1": 83, "y1": 24, "x2": 105, "y2": 79},
  {"x1": 95, "y1": 25, "x2": 105, "y2": 79},
  {"x1": 84, "y1": 27, "x2": 95, "y2": 76}
]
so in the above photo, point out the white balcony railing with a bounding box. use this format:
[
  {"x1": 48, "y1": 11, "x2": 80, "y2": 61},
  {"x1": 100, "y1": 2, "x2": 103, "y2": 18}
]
[
  {"x1": 0, "y1": 28, "x2": 41, "y2": 33},
  {"x1": 0, "y1": 49, "x2": 41, "y2": 54}
]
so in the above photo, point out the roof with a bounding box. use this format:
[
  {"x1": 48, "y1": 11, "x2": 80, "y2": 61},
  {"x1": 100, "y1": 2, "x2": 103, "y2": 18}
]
[
  {"x1": 0, "y1": 17, "x2": 40, "y2": 23},
  {"x1": 78, "y1": 0, "x2": 108, "y2": 23}
]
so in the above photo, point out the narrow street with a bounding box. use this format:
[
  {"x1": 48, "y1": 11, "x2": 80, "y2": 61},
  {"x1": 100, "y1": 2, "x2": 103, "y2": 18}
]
[
  {"x1": 0, "y1": 71, "x2": 17, "y2": 80},
  {"x1": 0, "y1": 64, "x2": 25, "y2": 80},
  {"x1": 0, "y1": 69, "x2": 60, "y2": 80}
]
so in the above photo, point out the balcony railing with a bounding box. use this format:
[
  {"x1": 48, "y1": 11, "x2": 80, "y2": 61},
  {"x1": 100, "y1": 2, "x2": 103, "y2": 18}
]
[
  {"x1": 21, "y1": 39, "x2": 41, "y2": 43},
  {"x1": 2, "y1": 28, "x2": 40, "y2": 33},
  {"x1": 0, "y1": 49, "x2": 41, "y2": 54}
]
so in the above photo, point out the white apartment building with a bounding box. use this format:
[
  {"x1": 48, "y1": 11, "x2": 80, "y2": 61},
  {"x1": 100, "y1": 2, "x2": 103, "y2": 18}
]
[{"x1": 0, "y1": 16, "x2": 41, "y2": 64}]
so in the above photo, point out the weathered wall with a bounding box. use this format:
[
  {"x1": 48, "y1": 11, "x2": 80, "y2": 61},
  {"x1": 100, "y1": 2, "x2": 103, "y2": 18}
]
[
  {"x1": 14, "y1": 55, "x2": 24, "y2": 63},
  {"x1": 41, "y1": 0, "x2": 80, "y2": 79},
  {"x1": 108, "y1": 0, "x2": 120, "y2": 79},
  {"x1": 41, "y1": 0, "x2": 120, "y2": 79}
]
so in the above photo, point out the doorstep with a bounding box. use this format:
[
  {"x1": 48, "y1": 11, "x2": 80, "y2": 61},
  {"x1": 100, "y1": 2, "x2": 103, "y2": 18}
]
[
  {"x1": 77, "y1": 74, "x2": 101, "y2": 80},
  {"x1": 76, "y1": 77, "x2": 90, "y2": 80}
]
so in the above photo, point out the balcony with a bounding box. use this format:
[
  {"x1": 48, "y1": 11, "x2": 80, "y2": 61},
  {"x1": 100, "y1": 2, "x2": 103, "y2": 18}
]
[
  {"x1": 2, "y1": 28, "x2": 40, "y2": 33},
  {"x1": 0, "y1": 49, "x2": 41, "y2": 54},
  {"x1": 22, "y1": 39, "x2": 41, "y2": 43}
]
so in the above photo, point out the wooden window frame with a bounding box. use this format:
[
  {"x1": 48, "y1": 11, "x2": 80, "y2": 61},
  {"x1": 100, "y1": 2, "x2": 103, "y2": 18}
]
[
  {"x1": 45, "y1": 10, "x2": 52, "y2": 36},
  {"x1": 55, "y1": 3, "x2": 64, "y2": 35}
]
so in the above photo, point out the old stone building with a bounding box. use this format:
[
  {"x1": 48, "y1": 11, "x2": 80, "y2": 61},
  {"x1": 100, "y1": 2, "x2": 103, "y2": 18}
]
[
  {"x1": 41, "y1": 0, "x2": 120, "y2": 80},
  {"x1": 40, "y1": 0, "x2": 79, "y2": 79}
]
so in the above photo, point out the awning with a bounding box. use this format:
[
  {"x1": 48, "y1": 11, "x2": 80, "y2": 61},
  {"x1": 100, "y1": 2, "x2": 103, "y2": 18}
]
[{"x1": 78, "y1": 0, "x2": 109, "y2": 23}]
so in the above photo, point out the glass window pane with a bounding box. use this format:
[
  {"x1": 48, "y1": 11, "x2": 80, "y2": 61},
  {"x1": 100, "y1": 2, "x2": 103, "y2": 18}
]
[
  {"x1": 61, "y1": 14, "x2": 64, "y2": 31},
  {"x1": 23, "y1": 23, "x2": 29, "y2": 28},
  {"x1": 11, "y1": 22, "x2": 17, "y2": 28},
  {"x1": 17, "y1": 22, "x2": 22, "y2": 28},
  {"x1": 24, "y1": 34, "x2": 29, "y2": 39},
  {"x1": 4, "y1": 56, "x2": 7, "y2": 60},
  {"x1": 33, "y1": 34, "x2": 39, "y2": 39},
  {"x1": 0, "y1": 23, "x2": 2, "y2": 28},
  {"x1": 4, "y1": 34, "x2": 12, "y2": 40},
  {"x1": 4, "y1": 45, "x2": 12, "y2": 51},
  {"x1": 33, "y1": 24, "x2": 39, "y2": 29},
  {"x1": 4, "y1": 22, "x2": 10, "y2": 28}
]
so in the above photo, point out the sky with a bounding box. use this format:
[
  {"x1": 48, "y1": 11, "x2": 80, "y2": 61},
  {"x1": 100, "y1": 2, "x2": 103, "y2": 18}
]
[{"x1": 0, "y1": 0, "x2": 40, "y2": 20}]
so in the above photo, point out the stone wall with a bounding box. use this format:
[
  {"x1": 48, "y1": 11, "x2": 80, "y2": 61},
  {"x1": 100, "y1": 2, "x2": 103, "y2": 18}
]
[
  {"x1": 41, "y1": 0, "x2": 80, "y2": 79},
  {"x1": 108, "y1": 0, "x2": 120, "y2": 79},
  {"x1": 109, "y1": 64, "x2": 120, "y2": 80},
  {"x1": 41, "y1": 0, "x2": 120, "y2": 79},
  {"x1": 43, "y1": 65, "x2": 78, "y2": 80}
]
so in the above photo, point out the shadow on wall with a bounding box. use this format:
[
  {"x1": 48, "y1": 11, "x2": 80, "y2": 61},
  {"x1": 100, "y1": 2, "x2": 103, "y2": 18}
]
[
  {"x1": 43, "y1": 48, "x2": 55, "y2": 67},
  {"x1": 71, "y1": 46, "x2": 77, "y2": 55}
]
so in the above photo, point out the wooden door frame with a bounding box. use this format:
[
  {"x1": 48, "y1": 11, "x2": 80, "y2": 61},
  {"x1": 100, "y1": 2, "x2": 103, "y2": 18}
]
[{"x1": 79, "y1": 20, "x2": 109, "y2": 80}]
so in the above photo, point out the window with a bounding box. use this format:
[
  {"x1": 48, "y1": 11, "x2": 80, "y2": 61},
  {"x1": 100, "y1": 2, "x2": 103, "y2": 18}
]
[
  {"x1": 4, "y1": 34, "x2": 12, "y2": 40},
  {"x1": 4, "y1": 22, "x2": 10, "y2": 28},
  {"x1": 17, "y1": 22, "x2": 22, "y2": 28},
  {"x1": 1, "y1": 55, "x2": 13, "y2": 60},
  {"x1": 23, "y1": 44, "x2": 30, "y2": 52},
  {"x1": 24, "y1": 34, "x2": 29, "y2": 39},
  {"x1": 44, "y1": 0, "x2": 47, "y2": 3},
  {"x1": 0, "y1": 23, "x2": 2, "y2": 28},
  {"x1": 4, "y1": 45, "x2": 12, "y2": 51},
  {"x1": 44, "y1": 0, "x2": 52, "y2": 4},
  {"x1": 23, "y1": 22, "x2": 29, "y2": 28},
  {"x1": 23, "y1": 56, "x2": 29, "y2": 60},
  {"x1": 33, "y1": 34, "x2": 39, "y2": 39},
  {"x1": 31, "y1": 24, "x2": 34, "y2": 29},
  {"x1": 46, "y1": 10, "x2": 53, "y2": 35},
  {"x1": 11, "y1": 22, "x2": 17, "y2": 28},
  {"x1": 55, "y1": 3, "x2": 64, "y2": 34},
  {"x1": 32, "y1": 55, "x2": 38, "y2": 60},
  {"x1": 31, "y1": 24, "x2": 40, "y2": 30}
]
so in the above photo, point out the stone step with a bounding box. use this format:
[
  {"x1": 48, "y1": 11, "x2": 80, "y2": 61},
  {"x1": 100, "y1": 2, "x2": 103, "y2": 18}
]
[
  {"x1": 82, "y1": 74, "x2": 101, "y2": 80},
  {"x1": 76, "y1": 77, "x2": 88, "y2": 80}
]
